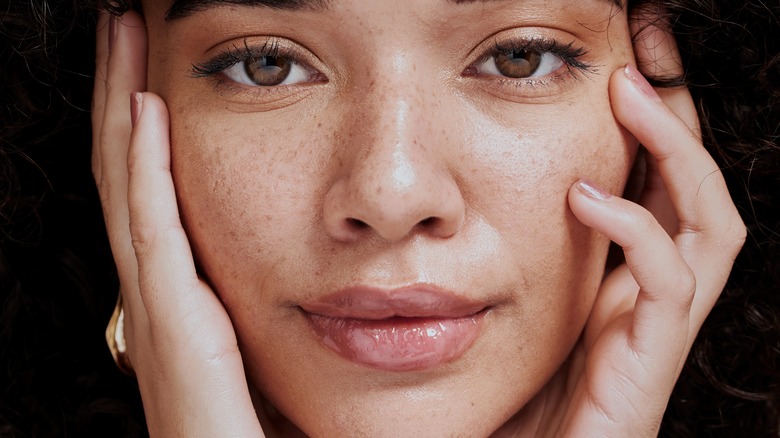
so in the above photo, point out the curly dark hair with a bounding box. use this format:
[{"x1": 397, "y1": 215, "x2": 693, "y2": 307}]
[{"x1": 1, "y1": 0, "x2": 777, "y2": 436}]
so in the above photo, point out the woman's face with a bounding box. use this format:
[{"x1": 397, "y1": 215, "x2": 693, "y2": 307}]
[{"x1": 142, "y1": 0, "x2": 636, "y2": 435}]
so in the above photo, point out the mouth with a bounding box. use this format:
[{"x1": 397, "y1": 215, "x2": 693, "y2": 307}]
[{"x1": 300, "y1": 285, "x2": 490, "y2": 372}]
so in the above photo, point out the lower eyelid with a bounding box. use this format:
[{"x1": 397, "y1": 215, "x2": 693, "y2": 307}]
[{"x1": 464, "y1": 65, "x2": 591, "y2": 102}]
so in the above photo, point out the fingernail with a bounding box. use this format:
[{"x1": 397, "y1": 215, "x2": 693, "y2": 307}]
[
  {"x1": 130, "y1": 92, "x2": 143, "y2": 128},
  {"x1": 576, "y1": 178, "x2": 612, "y2": 201},
  {"x1": 108, "y1": 14, "x2": 117, "y2": 53},
  {"x1": 623, "y1": 64, "x2": 661, "y2": 102}
]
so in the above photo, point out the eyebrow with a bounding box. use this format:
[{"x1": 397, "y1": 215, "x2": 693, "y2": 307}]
[
  {"x1": 165, "y1": 0, "x2": 623, "y2": 21},
  {"x1": 166, "y1": 0, "x2": 328, "y2": 20}
]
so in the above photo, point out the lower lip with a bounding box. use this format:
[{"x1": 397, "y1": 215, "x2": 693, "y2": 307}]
[{"x1": 307, "y1": 313, "x2": 485, "y2": 372}]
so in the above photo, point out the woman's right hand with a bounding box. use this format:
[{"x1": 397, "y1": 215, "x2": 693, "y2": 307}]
[{"x1": 92, "y1": 11, "x2": 264, "y2": 437}]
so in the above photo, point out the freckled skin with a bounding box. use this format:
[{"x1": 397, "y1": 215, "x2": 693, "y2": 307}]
[{"x1": 142, "y1": 0, "x2": 636, "y2": 436}]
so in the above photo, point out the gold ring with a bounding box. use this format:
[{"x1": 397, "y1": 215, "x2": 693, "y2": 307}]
[{"x1": 106, "y1": 294, "x2": 135, "y2": 376}]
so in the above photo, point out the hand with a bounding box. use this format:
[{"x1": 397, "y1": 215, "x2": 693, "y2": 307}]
[
  {"x1": 553, "y1": 13, "x2": 746, "y2": 437},
  {"x1": 92, "y1": 11, "x2": 264, "y2": 437}
]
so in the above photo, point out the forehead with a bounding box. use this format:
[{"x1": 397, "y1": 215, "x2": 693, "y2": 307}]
[{"x1": 158, "y1": 0, "x2": 623, "y2": 21}]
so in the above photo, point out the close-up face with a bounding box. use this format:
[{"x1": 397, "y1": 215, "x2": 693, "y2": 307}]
[{"x1": 141, "y1": 0, "x2": 637, "y2": 435}]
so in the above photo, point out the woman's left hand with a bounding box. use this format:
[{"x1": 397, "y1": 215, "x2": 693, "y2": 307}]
[{"x1": 555, "y1": 13, "x2": 746, "y2": 437}]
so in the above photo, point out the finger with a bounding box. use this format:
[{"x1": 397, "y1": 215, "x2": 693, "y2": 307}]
[
  {"x1": 568, "y1": 179, "x2": 694, "y2": 380},
  {"x1": 92, "y1": 11, "x2": 110, "y2": 181},
  {"x1": 126, "y1": 92, "x2": 202, "y2": 319},
  {"x1": 126, "y1": 93, "x2": 264, "y2": 437},
  {"x1": 99, "y1": 10, "x2": 147, "y2": 190},
  {"x1": 629, "y1": 6, "x2": 699, "y2": 134},
  {"x1": 611, "y1": 65, "x2": 745, "y2": 326},
  {"x1": 564, "y1": 179, "x2": 696, "y2": 435},
  {"x1": 625, "y1": 11, "x2": 744, "y2": 329},
  {"x1": 96, "y1": 11, "x2": 148, "y2": 312},
  {"x1": 126, "y1": 93, "x2": 232, "y2": 339},
  {"x1": 629, "y1": 10, "x2": 697, "y2": 235}
]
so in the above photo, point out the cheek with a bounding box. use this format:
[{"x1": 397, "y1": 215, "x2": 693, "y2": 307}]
[
  {"x1": 460, "y1": 99, "x2": 635, "y2": 327},
  {"x1": 461, "y1": 98, "x2": 635, "y2": 244},
  {"x1": 168, "y1": 110, "x2": 332, "y2": 296}
]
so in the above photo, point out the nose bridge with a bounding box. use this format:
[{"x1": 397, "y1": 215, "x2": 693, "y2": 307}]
[
  {"x1": 365, "y1": 94, "x2": 428, "y2": 193},
  {"x1": 324, "y1": 51, "x2": 464, "y2": 243},
  {"x1": 349, "y1": 48, "x2": 442, "y2": 198},
  {"x1": 368, "y1": 50, "x2": 436, "y2": 163}
]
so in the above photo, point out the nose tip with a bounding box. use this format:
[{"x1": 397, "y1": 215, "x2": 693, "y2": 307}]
[
  {"x1": 323, "y1": 64, "x2": 466, "y2": 244},
  {"x1": 323, "y1": 172, "x2": 466, "y2": 243}
]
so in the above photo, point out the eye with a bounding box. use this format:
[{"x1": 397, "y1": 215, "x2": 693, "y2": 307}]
[
  {"x1": 191, "y1": 38, "x2": 324, "y2": 89},
  {"x1": 475, "y1": 49, "x2": 564, "y2": 79},
  {"x1": 466, "y1": 38, "x2": 594, "y2": 84},
  {"x1": 223, "y1": 55, "x2": 311, "y2": 87}
]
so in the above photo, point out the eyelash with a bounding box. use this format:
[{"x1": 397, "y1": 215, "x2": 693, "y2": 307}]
[
  {"x1": 191, "y1": 38, "x2": 319, "y2": 82},
  {"x1": 190, "y1": 36, "x2": 596, "y2": 93},
  {"x1": 469, "y1": 37, "x2": 596, "y2": 83}
]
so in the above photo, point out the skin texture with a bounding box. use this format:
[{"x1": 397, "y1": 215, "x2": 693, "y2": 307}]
[
  {"x1": 92, "y1": 1, "x2": 745, "y2": 436},
  {"x1": 147, "y1": 1, "x2": 634, "y2": 435}
]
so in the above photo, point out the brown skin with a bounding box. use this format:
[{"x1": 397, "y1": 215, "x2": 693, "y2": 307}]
[
  {"x1": 95, "y1": 0, "x2": 746, "y2": 434},
  {"x1": 139, "y1": 0, "x2": 635, "y2": 435}
]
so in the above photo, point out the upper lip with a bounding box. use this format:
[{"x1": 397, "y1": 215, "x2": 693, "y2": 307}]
[{"x1": 299, "y1": 284, "x2": 489, "y2": 320}]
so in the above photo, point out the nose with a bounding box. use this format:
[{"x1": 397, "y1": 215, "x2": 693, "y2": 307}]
[{"x1": 323, "y1": 75, "x2": 466, "y2": 243}]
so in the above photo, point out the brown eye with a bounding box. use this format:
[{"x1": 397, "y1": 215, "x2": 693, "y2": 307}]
[
  {"x1": 473, "y1": 46, "x2": 565, "y2": 80},
  {"x1": 244, "y1": 56, "x2": 292, "y2": 86},
  {"x1": 221, "y1": 52, "x2": 311, "y2": 87},
  {"x1": 494, "y1": 50, "x2": 542, "y2": 78}
]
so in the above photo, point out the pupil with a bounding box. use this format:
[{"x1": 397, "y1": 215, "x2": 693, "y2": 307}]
[{"x1": 245, "y1": 56, "x2": 292, "y2": 86}]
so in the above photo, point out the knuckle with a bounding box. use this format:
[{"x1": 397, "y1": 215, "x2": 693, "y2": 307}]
[
  {"x1": 632, "y1": 206, "x2": 660, "y2": 236},
  {"x1": 723, "y1": 217, "x2": 747, "y2": 249},
  {"x1": 674, "y1": 265, "x2": 697, "y2": 309},
  {"x1": 129, "y1": 219, "x2": 184, "y2": 260},
  {"x1": 129, "y1": 219, "x2": 159, "y2": 256},
  {"x1": 693, "y1": 211, "x2": 747, "y2": 258},
  {"x1": 679, "y1": 267, "x2": 696, "y2": 296},
  {"x1": 200, "y1": 341, "x2": 241, "y2": 369}
]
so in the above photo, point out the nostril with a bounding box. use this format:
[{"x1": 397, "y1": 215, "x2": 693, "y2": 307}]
[
  {"x1": 347, "y1": 218, "x2": 369, "y2": 229},
  {"x1": 419, "y1": 217, "x2": 437, "y2": 227}
]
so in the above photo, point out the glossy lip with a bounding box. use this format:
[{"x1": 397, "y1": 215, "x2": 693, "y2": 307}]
[
  {"x1": 300, "y1": 285, "x2": 489, "y2": 319},
  {"x1": 301, "y1": 285, "x2": 490, "y2": 371}
]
